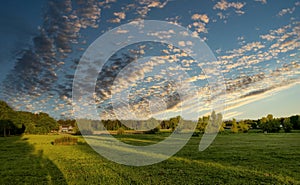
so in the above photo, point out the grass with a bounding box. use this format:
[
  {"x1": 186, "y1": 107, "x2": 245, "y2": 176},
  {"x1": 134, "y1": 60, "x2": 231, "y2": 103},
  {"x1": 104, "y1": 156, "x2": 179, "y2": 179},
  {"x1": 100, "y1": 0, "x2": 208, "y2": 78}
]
[
  {"x1": 53, "y1": 136, "x2": 78, "y2": 145},
  {"x1": 0, "y1": 133, "x2": 299, "y2": 184}
]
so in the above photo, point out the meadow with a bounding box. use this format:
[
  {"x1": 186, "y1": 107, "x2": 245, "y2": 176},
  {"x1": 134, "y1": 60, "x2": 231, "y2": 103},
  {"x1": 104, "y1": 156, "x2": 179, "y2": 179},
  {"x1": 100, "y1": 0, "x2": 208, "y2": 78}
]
[{"x1": 0, "y1": 133, "x2": 299, "y2": 185}]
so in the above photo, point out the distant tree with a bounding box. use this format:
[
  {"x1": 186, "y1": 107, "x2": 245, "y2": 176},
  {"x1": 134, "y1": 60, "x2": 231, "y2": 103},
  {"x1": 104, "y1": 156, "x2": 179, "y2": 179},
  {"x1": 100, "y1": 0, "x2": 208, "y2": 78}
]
[
  {"x1": 57, "y1": 119, "x2": 76, "y2": 127},
  {"x1": 250, "y1": 120, "x2": 259, "y2": 129},
  {"x1": 169, "y1": 116, "x2": 181, "y2": 131},
  {"x1": 160, "y1": 120, "x2": 170, "y2": 129},
  {"x1": 243, "y1": 119, "x2": 258, "y2": 129},
  {"x1": 218, "y1": 113, "x2": 226, "y2": 132},
  {"x1": 206, "y1": 111, "x2": 223, "y2": 134},
  {"x1": 197, "y1": 115, "x2": 209, "y2": 133},
  {"x1": 117, "y1": 127, "x2": 125, "y2": 135},
  {"x1": 238, "y1": 120, "x2": 250, "y2": 133},
  {"x1": 145, "y1": 125, "x2": 161, "y2": 134},
  {"x1": 259, "y1": 115, "x2": 281, "y2": 133},
  {"x1": 260, "y1": 117, "x2": 268, "y2": 125},
  {"x1": 231, "y1": 118, "x2": 238, "y2": 133},
  {"x1": 282, "y1": 118, "x2": 293, "y2": 133},
  {"x1": 267, "y1": 114, "x2": 274, "y2": 121},
  {"x1": 36, "y1": 112, "x2": 59, "y2": 133},
  {"x1": 0, "y1": 101, "x2": 15, "y2": 136},
  {"x1": 290, "y1": 115, "x2": 300, "y2": 130}
]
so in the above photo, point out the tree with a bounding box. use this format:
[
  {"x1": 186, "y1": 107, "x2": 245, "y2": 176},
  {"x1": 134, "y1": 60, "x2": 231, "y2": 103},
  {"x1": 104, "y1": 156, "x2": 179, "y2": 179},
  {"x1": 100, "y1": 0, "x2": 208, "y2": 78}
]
[
  {"x1": 197, "y1": 115, "x2": 210, "y2": 133},
  {"x1": 267, "y1": 114, "x2": 273, "y2": 121},
  {"x1": 36, "y1": 113, "x2": 59, "y2": 133},
  {"x1": 231, "y1": 118, "x2": 238, "y2": 133},
  {"x1": 0, "y1": 101, "x2": 14, "y2": 136},
  {"x1": 259, "y1": 117, "x2": 267, "y2": 125},
  {"x1": 169, "y1": 116, "x2": 181, "y2": 131},
  {"x1": 244, "y1": 119, "x2": 258, "y2": 129},
  {"x1": 259, "y1": 115, "x2": 281, "y2": 133},
  {"x1": 218, "y1": 113, "x2": 226, "y2": 132},
  {"x1": 290, "y1": 115, "x2": 300, "y2": 130},
  {"x1": 117, "y1": 127, "x2": 125, "y2": 135},
  {"x1": 206, "y1": 111, "x2": 223, "y2": 134},
  {"x1": 282, "y1": 118, "x2": 293, "y2": 133},
  {"x1": 238, "y1": 120, "x2": 250, "y2": 133}
]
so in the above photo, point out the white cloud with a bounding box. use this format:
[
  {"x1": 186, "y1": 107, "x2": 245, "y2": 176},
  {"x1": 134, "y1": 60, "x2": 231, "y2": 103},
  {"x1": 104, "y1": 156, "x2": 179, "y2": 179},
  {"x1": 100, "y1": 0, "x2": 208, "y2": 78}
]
[
  {"x1": 277, "y1": 7, "x2": 295, "y2": 17},
  {"x1": 254, "y1": 0, "x2": 267, "y2": 4},
  {"x1": 191, "y1": 14, "x2": 210, "y2": 23},
  {"x1": 213, "y1": 0, "x2": 246, "y2": 11},
  {"x1": 114, "y1": 12, "x2": 126, "y2": 19}
]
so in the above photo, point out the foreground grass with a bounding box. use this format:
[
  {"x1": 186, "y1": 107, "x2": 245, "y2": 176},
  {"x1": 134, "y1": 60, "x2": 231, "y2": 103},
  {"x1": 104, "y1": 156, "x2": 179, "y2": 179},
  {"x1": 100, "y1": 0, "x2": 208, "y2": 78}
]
[{"x1": 0, "y1": 133, "x2": 299, "y2": 184}]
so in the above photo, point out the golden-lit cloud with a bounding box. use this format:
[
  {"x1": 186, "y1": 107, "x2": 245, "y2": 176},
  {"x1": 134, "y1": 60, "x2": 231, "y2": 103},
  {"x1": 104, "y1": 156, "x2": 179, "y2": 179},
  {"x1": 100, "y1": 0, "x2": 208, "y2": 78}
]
[{"x1": 191, "y1": 14, "x2": 210, "y2": 24}]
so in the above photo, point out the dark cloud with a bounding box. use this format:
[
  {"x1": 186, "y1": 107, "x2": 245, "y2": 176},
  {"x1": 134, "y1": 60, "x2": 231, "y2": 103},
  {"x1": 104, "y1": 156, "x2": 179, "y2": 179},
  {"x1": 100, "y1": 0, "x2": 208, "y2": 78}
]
[
  {"x1": 1, "y1": 0, "x2": 102, "y2": 110},
  {"x1": 225, "y1": 73, "x2": 265, "y2": 93},
  {"x1": 239, "y1": 87, "x2": 272, "y2": 99}
]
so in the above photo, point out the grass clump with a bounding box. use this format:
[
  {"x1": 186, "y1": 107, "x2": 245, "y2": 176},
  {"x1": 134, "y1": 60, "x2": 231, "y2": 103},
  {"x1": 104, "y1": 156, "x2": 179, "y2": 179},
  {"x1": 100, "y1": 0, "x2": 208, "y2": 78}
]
[{"x1": 53, "y1": 136, "x2": 78, "y2": 145}]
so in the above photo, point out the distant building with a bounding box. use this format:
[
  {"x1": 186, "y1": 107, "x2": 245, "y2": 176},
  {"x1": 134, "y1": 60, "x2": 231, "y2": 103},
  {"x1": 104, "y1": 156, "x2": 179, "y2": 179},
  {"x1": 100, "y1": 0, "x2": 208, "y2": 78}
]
[{"x1": 59, "y1": 125, "x2": 73, "y2": 133}]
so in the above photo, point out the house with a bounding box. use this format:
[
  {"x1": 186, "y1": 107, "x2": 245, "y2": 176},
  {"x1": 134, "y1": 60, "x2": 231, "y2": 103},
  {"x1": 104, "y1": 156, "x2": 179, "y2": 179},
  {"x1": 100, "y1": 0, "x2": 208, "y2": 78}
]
[{"x1": 59, "y1": 125, "x2": 73, "y2": 133}]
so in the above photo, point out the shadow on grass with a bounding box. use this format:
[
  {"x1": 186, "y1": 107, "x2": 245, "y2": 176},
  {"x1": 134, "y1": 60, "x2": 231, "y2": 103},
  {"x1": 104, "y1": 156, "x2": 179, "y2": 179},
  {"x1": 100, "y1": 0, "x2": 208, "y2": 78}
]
[
  {"x1": 0, "y1": 136, "x2": 67, "y2": 185},
  {"x1": 73, "y1": 134, "x2": 300, "y2": 185}
]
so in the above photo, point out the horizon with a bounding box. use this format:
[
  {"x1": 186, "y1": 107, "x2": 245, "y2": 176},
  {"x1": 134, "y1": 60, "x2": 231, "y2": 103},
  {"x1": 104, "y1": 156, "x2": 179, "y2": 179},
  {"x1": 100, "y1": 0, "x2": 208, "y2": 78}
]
[
  {"x1": 0, "y1": 0, "x2": 299, "y2": 121},
  {"x1": 2, "y1": 99, "x2": 299, "y2": 122}
]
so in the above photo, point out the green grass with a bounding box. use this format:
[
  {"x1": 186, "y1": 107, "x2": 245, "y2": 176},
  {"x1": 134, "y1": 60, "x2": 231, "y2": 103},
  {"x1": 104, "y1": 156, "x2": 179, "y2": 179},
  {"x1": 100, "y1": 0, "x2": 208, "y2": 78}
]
[{"x1": 0, "y1": 133, "x2": 300, "y2": 184}]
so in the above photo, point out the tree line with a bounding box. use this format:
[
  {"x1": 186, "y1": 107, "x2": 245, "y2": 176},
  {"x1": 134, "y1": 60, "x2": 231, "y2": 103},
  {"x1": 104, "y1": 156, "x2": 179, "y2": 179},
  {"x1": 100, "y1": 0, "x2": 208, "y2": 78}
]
[
  {"x1": 0, "y1": 101, "x2": 58, "y2": 136},
  {"x1": 1, "y1": 100, "x2": 300, "y2": 136},
  {"x1": 221, "y1": 113, "x2": 300, "y2": 133}
]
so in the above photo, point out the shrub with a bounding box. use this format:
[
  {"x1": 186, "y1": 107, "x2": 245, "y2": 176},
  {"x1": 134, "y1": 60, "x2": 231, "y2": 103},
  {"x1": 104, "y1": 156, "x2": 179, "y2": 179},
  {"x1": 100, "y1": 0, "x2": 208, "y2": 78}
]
[
  {"x1": 145, "y1": 125, "x2": 160, "y2": 134},
  {"x1": 192, "y1": 131, "x2": 200, "y2": 137},
  {"x1": 117, "y1": 127, "x2": 125, "y2": 135},
  {"x1": 53, "y1": 136, "x2": 78, "y2": 145}
]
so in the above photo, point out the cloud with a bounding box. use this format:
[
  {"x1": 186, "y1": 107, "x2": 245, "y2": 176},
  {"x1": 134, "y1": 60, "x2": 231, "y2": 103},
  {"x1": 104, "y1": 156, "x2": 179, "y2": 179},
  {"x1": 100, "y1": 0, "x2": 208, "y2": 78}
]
[
  {"x1": 188, "y1": 21, "x2": 208, "y2": 34},
  {"x1": 191, "y1": 14, "x2": 210, "y2": 24},
  {"x1": 108, "y1": 11, "x2": 126, "y2": 23},
  {"x1": 135, "y1": 0, "x2": 170, "y2": 17},
  {"x1": 254, "y1": 0, "x2": 267, "y2": 4},
  {"x1": 223, "y1": 111, "x2": 242, "y2": 119},
  {"x1": 1, "y1": 0, "x2": 103, "y2": 116},
  {"x1": 213, "y1": 0, "x2": 246, "y2": 11},
  {"x1": 114, "y1": 12, "x2": 126, "y2": 19},
  {"x1": 2, "y1": 0, "x2": 299, "y2": 121},
  {"x1": 277, "y1": 7, "x2": 295, "y2": 17},
  {"x1": 260, "y1": 34, "x2": 276, "y2": 41},
  {"x1": 185, "y1": 74, "x2": 207, "y2": 82}
]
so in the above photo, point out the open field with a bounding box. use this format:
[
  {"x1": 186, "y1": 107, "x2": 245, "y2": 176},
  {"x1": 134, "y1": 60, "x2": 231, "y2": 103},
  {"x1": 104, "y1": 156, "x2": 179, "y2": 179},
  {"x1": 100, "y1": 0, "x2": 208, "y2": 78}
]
[{"x1": 0, "y1": 133, "x2": 300, "y2": 185}]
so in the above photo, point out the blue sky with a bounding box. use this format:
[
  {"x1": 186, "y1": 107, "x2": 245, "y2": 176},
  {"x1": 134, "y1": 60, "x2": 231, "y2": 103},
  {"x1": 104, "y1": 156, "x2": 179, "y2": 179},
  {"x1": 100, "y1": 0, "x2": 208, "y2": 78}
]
[{"x1": 0, "y1": 0, "x2": 299, "y2": 120}]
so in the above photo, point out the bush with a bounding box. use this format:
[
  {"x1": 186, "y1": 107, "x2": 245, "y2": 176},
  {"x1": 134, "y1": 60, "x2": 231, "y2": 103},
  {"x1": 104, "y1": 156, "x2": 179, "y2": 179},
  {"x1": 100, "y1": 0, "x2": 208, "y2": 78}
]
[
  {"x1": 192, "y1": 131, "x2": 200, "y2": 137},
  {"x1": 145, "y1": 126, "x2": 160, "y2": 134},
  {"x1": 53, "y1": 136, "x2": 78, "y2": 145},
  {"x1": 260, "y1": 119, "x2": 281, "y2": 133},
  {"x1": 117, "y1": 127, "x2": 125, "y2": 135}
]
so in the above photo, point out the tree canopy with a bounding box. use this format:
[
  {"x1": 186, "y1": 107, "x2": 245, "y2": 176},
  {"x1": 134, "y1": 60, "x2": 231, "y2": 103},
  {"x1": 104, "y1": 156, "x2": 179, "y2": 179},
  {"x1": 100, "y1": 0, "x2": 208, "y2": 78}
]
[{"x1": 0, "y1": 100, "x2": 58, "y2": 136}]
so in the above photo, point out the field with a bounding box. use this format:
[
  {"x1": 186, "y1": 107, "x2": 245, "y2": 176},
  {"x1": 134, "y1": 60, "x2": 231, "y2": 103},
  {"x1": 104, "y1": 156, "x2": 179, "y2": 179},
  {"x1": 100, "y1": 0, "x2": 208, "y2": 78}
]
[{"x1": 0, "y1": 133, "x2": 300, "y2": 185}]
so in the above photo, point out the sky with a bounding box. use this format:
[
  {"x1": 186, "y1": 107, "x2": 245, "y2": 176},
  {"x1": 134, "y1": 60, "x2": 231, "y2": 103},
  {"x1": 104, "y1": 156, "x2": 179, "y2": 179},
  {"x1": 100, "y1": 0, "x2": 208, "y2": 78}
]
[{"x1": 0, "y1": 0, "x2": 299, "y2": 120}]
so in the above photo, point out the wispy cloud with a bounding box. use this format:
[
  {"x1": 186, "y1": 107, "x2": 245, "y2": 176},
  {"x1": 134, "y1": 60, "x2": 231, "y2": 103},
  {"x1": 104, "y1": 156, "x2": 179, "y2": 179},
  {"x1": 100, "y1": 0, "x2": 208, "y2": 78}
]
[
  {"x1": 213, "y1": 0, "x2": 246, "y2": 15},
  {"x1": 254, "y1": 0, "x2": 267, "y2": 5}
]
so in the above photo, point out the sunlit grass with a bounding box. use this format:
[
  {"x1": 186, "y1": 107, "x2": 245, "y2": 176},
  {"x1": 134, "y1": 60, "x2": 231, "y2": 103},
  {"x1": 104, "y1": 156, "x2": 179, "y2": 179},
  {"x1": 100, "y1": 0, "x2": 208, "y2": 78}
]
[{"x1": 0, "y1": 133, "x2": 300, "y2": 184}]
